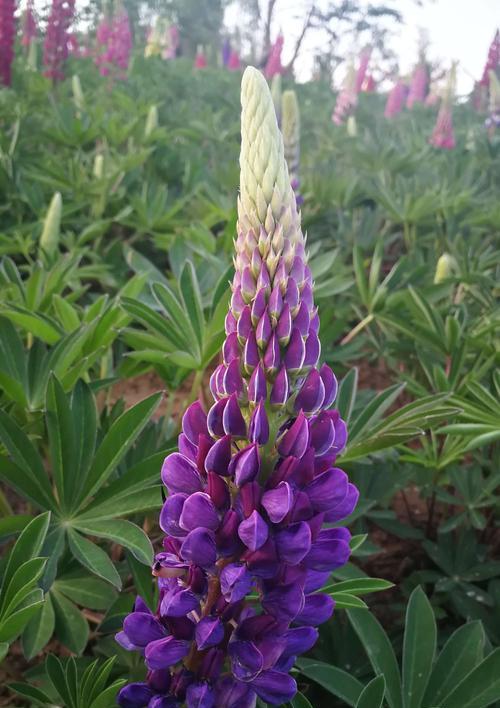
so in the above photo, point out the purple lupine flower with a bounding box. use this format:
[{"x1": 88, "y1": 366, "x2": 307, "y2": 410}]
[
  {"x1": 222, "y1": 37, "x2": 231, "y2": 67},
  {"x1": 43, "y1": 0, "x2": 76, "y2": 82},
  {"x1": 384, "y1": 79, "x2": 407, "y2": 118},
  {"x1": 0, "y1": 0, "x2": 16, "y2": 86},
  {"x1": 95, "y1": 7, "x2": 132, "y2": 79},
  {"x1": 117, "y1": 67, "x2": 358, "y2": 708},
  {"x1": 332, "y1": 62, "x2": 357, "y2": 125},
  {"x1": 479, "y1": 29, "x2": 499, "y2": 87},
  {"x1": 265, "y1": 34, "x2": 284, "y2": 79},
  {"x1": 22, "y1": 0, "x2": 37, "y2": 49},
  {"x1": 406, "y1": 62, "x2": 428, "y2": 108}
]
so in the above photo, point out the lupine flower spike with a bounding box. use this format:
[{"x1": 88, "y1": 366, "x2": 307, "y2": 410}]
[
  {"x1": 228, "y1": 49, "x2": 241, "y2": 71},
  {"x1": 430, "y1": 64, "x2": 456, "y2": 149},
  {"x1": 43, "y1": 0, "x2": 76, "y2": 82},
  {"x1": 0, "y1": 0, "x2": 16, "y2": 86},
  {"x1": 282, "y1": 90, "x2": 302, "y2": 206},
  {"x1": 356, "y1": 46, "x2": 371, "y2": 92},
  {"x1": 116, "y1": 66, "x2": 358, "y2": 708},
  {"x1": 265, "y1": 34, "x2": 284, "y2": 78},
  {"x1": 480, "y1": 29, "x2": 499, "y2": 87},
  {"x1": 486, "y1": 70, "x2": 500, "y2": 134},
  {"x1": 332, "y1": 62, "x2": 357, "y2": 125},
  {"x1": 22, "y1": 0, "x2": 37, "y2": 50},
  {"x1": 195, "y1": 46, "x2": 207, "y2": 69},
  {"x1": 96, "y1": 5, "x2": 132, "y2": 79},
  {"x1": 406, "y1": 62, "x2": 428, "y2": 108},
  {"x1": 384, "y1": 79, "x2": 407, "y2": 118}
]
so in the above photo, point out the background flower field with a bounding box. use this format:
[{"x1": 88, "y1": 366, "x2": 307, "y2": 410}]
[{"x1": 0, "y1": 2, "x2": 499, "y2": 707}]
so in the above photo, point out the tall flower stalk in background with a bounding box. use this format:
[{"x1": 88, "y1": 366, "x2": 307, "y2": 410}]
[
  {"x1": 485, "y1": 70, "x2": 500, "y2": 135},
  {"x1": 479, "y1": 29, "x2": 499, "y2": 87},
  {"x1": 96, "y1": 4, "x2": 132, "y2": 79},
  {"x1": 282, "y1": 90, "x2": 302, "y2": 206},
  {"x1": 430, "y1": 64, "x2": 456, "y2": 149},
  {"x1": 355, "y1": 45, "x2": 371, "y2": 92},
  {"x1": 265, "y1": 34, "x2": 284, "y2": 78},
  {"x1": 22, "y1": 0, "x2": 37, "y2": 51},
  {"x1": 332, "y1": 62, "x2": 357, "y2": 125},
  {"x1": 384, "y1": 79, "x2": 407, "y2": 118},
  {"x1": 43, "y1": 0, "x2": 76, "y2": 82},
  {"x1": 116, "y1": 66, "x2": 357, "y2": 708},
  {"x1": 194, "y1": 45, "x2": 207, "y2": 69},
  {"x1": 406, "y1": 62, "x2": 428, "y2": 108},
  {"x1": 0, "y1": 0, "x2": 16, "y2": 86}
]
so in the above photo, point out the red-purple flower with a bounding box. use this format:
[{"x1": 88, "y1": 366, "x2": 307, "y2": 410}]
[
  {"x1": 43, "y1": 0, "x2": 76, "y2": 82},
  {"x1": 0, "y1": 0, "x2": 16, "y2": 86},
  {"x1": 265, "y1": 34, "x2": 284, "y2": 79},
  {"x1": 406, "y1": 63, "x2": 428, "y2": 108},
  {"x1": 116, "y1": 67, "x2": 358, "y2": 708},
  {"x1": 355, "y1": 46, "x2": 371, "y2": 92},
  {"x1": 194, "y1": 46, "x2": 207, "y2": 69},
  {"x1": 21, "y1": 0, "x2": 37, "y2": 48},
  {"x1": 95, "y1": 7, "x2": 132, "y2": 79},
  {"x1": 384, "y1": 79, "x2": 407, "y2": 118},
  {"x1": 430, "y1": 65, "x2": 456, "y2": 149},
  {"x1": 479, "y1": 29, "x2": 499, "y2": 87}
]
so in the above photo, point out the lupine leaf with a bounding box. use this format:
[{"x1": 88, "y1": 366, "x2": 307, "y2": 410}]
[
  {"x1": 402, "y1": 586, "x2": 436, "y2": 708},
  {"x1": 356, "y1": 676, "x2": 386, "y2": 708}
]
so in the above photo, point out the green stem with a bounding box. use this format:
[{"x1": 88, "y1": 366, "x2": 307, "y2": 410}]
[{"x1": 341, "y1": 313, "x2": 375, "y2": 346}]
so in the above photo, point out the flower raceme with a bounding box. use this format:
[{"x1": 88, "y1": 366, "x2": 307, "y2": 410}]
[
  {"x1": 43, "y1": 0, "x2": 76, "y2": 82},
  {"x1": 0, "y1": 0, "x2": 16, "y2": 86},
  {"x1": 117, "y1": 67, "x2": 358, "y2": 708}
]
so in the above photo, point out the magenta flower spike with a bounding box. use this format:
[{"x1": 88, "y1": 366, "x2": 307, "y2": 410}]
[
  {"x1": 195, "y1": 46, "x2": 207, "y2": 69},
  {"x1": 95, "y1": 7, "x2": 132, "y2": 80},
  {"x1": 43, "y1": 0, "x2": 76, "y2": 82},
  {"x1": 265, "y1": 34, "x2": 284, "y2": 79},
  {"x1": 406, "y1": 62, "x2": 429, "y2": 108},
  {"x1": 116, "y1": 67, "x2": 357, "y2": 708},
  {"x1": 430, "y1": 64, "x2": 456, "y2": 150},
  {"x1": 479, "y1": 29, "x2": 499, "y2": 87},
  {"x1": 355, "y1": 45, "x2": 371, "y2": 92},
  {"x1": 22, "y1": 0, "x2": 37, "y2": 49},
  {"x1": 384, "y1": 79, "x2": 407, "y2": 118},
  {"x1": 0, "y1": 0, "x2": 16, "y2": 86}
]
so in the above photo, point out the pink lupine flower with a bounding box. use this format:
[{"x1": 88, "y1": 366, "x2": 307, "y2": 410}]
[
  {"x1": 43, "y1": 0, "x2": 76, "y2": 82},
  {"x1": 163, "y1": 24, "x2": 179, "y2": 60},
  {"x1": 0, "y1": 0, "x2": 16, "y2": 86},
  {"x1": 364, "y1": 74, "x2": 376, "y2": 92},
  {"x1": 406, "y1": 63, "x2": 428, "y2": 108},
  {"x1": 479, "y1": 29, "x2": 499, "y2": 87},
  {"x1": 194, "y1": 46, "x2": 207, "y2": 69},
  {"x1": 228, "y1": 49, "x2": 241, "y2": 71},
  {"x1": 332, "y1": 62, "x2": 357, "y2": 125},
  {"x1": 22, "y1": 0, "x2": 37, "y2": 48},
  {"x1": 265, "y1": 34, "x2": 284, "y2": 78},
  {"x1": 356, "y1": 46, "x2": 371, "y2": 92},
  {"x1": 95, "y1": 8, "x2": 132, "y2": 80},
  {"x1": 384, "y1": 79, "x2": 407, "y2": 118},
  {"x1": 430, "y1": 65, "x2": 456, "y2": 149}
]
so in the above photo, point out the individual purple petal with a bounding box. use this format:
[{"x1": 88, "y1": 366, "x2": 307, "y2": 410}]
[
  {"x1": 320, "y1": 363, "x2": 338, "y2": 408},
  {"x1": 228, "y1": 443, "x2": 260, "y2": 486},
  {"x1": 195, "y1": 616, "x2": 225, "y2": 650},
  {"x1": 262, "y1": 482, "x2": 293, "y2": 523},
  {"x1": 216, "y1": 509, "x2": 241, "y2": 556},
  {"x1": 178, "y1": 433, "x2": 198, "y2": 461},
  {"x1": 310, "y1": 310, "x2": 320, "y2": 333},
  {"x1": 268, "y1": 284, "x2": 283, "y2": 320},
  {"x1": 262, "y1": 583, "x2": 304, "y2": 622},
  {"x1": 282, "y1": 626, "x2": 318, "y2": 658},
  {"x1": 160, "y1": 588, "x2": 200, "y2": 617},
  {"x1": 239, "y1": 481, "x2": 262, "y2": 517},
  {"x1": 294, "y1": 301, "x2": 310, "y2": 337},
  {"x1": 301, "y1": 282, "x2": 313, "y2": 311},
  {"x1": 223, "y1": 331, "x2": 240, "y2": 365},
  {"x1": 251, "y1": 287, "x2": 267, "y2": 325},
  {"x1": 290, "y1": 255, "x2": 305, "y2": 284},
  {"x1": 304, "y1": 570, "x2": 330, "y2": 593},
  {"x1": 149, "y1": 697, "x2": 178, "y2": 708},
  {"x1": 285, "y1": 278, "x2": 300, "y2": 312},
  {"x1": 275, "y1": 521, "x2": 312, "y2": 565},
  {"x1": 284, "y1": 327, "x2": 305, "y2": 372},
  {"x1": 186, "y1": 682, "x2": 215, "y2": 708},
  {"x1": 149, "y1": 669, "x2": 172, "y2": 694},
  {"x1": 225, "y1": 310, "x2": 237, "y2": 334},
  {"x1": 205, "y1": 434, "x2": 232, "y2": 476},
  {"x1": 304, "y1": 467, "x2": 348, "y2": 513},
  {"x1": 231, "y1": 286, "x2": 246, "y2": 317},
  {"x1": 179, "y1": 492, "x2": 219, "y2": 531},
  {"x1": 309, "y1": 411, "x2": 336, "y2": 456},
  {"x1": 161, "y1": 453, "x2": 202, "y2": 495},
  {"x1": 276, "y1": 303, "x2": 292, "y2": 345},
  {"x1": 220, "y1": 562, "x2": 252, "y2": 602},
  {"x1": 294, "y1": 593, "x2": 334, "y2": 626},
  {"x1": 238, "y1": 509, "x2": 269, "y2": 551},
  {"x1": 324, "y1": 483, "x2": 359, "y2": 522},
  {"x1": 210, "y1": 365, "x2": 226, "y2": 400},
  {"x1": 241, "y1": 265, "x2": 256, "y2": 302},
  {"x1": 277, "y1": 411, "x2": 310, "y2": 458},
  {"x1": 229, "y1": 639, "x2": 263, "y2": 681},
  {"x1": 256, "y1": 310, "x2": 272, "y2": 349},
  {"x1": 248, "y1": 400, "x2": 269, "y2": 445},
  {"x1": 303, "y1": 330, "x2": 321, "y2": 368},
  {"x1": 117, "y1": 683, "x2": 153, "y2": 708},
  {"x1": 243, "y1": 537, "x2": 279, "y2": 579},
  {"x1": 207, "y1": 397, "x2": 228, "y2": 438},
  {"x1": 303, "y1": 528, "x2": 351, "y2": 571},
  {"x1": 180, "y1": 528, "x2": 217, "y2": 568},
  {"x1": 289, "y1": 490, "x2": 314, "y2": 522},
  {"x1": 222, "y1": 393, "x2": 247, "y2": 437},
  {"x1": 152, "y1": 552, "x2": 188, "y2": 579},
  {"x1": 182, "y1": 401, "x2": 209, "y2": 445},
  {"x1": 200, "y1": 647, "x2": 225, "y2": 680},
  {"x1": 332, "y1": 415, "x2": 348, "y2": 453},
  {"x1": 243, "y1": 331, "x2": 260, "y2": 372},
  {"x1": 252, "y1": 669, "x2": 297, "y2": 704},
  {"x1": 270, "y1": 366, "x2": 289, "y2": 408},
  {"x1": 248, "y1": 363, "x2": 267, "y2": 403},
  {"x1": 257, "y1": 262, "x2": 271, "y2": 294},
  {"x1": 214, "y1": 677, "x2": 256, "y2": 708},
  {"x1": 144, "y1": 636, "x2": 190, "y2": 670},
  {"x1": 224, "y1": 358, "x2": 244, "y2": 396},
  {"x1": 207, "y1": 470, "x2": 230, "y2": 509},
  {"x1": 263, "y1": 332, "x2": 280, "y2": 374},
  {"x1": 294, "y1": 368, "x2": 325, "y2": 413},
  {"x1": 237, "y1": 306, "x2": 252, "y2": 342},
  {"x1": 115, "y1": 631, "x2": 138, "y2": 651},
  {"x1": 159, "y1": 493, "x2": 188, "y2": 537}
]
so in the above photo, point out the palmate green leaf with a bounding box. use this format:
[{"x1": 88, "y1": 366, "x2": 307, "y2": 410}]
[
  {"x1": 348, "y1": 609, "x2": 403, "y2": 708},
  {"x1": 0, "y1": 588, "x2": 44, "y2": 643},
  {"x1": 349, "y1": 383, "x2": 405, "y2": 441},
  {"x1": 337, "y1": 368, "x2": 359, "y2": 424},
  {"x1": 77, "y1": 486, "x2": 162, "y2": 521},
  {"x1": 1, "y1": 512, "x2": 51, "y2": 595},
  {"x1": 0, "y1": 557, "x2": 47, "y2": 619},
  {"x1": 322, "y1": 577, "x2": 394, "y2": 597},
  {"x1": 55, "y1": 573, "x2": 117, "y2": 611},
  {"x1": 46, "y1": 375, "x2": 76, "y2": 511},
  {"x1": 51, "y1": 589, "x2": 89, "y2": 655},
  {"x1": 9, "y1": 682, "x2": 53, "y2": 706},
  {"x1": 78, "y1": 391, "x2": 162, "y2": 505},
  {"x1": 0, "y1": 306, "x2": 62, "y2": 344},
  {"x1": 22, "y1": 593, "x2": 55, "y2": 660},
  {"x1": 402, "y1": 586, "x2": 436, "y2": 708},
  {"x1": 71, "y1": 380, "x2": 97, "y2": 482},
  {"x1": 73, "y1": 519, "x2": 153, "y2": 565},
  {"x1": 45, "y1": 653, "x2": 75, "y2": 708},
  {"x1": 296, "y1": 659, "x2": 363, "y2": 707},
  {"x1": 356, "y1": 675, "x2": 386, "y2": 708},
  {"x1": 152, "y1": 281, "x2": 201, "y2": 357},
  {"x1": 289, "y1": 691, "x2": 314, "y2": 708},
  {"x1": 179, "y1": 260, "x2": 205, "y2": 350},
  {"x1": 88, "y1": 681, "x2": 127, "y2": 708},
  {"x1": 332, "y1": 593, "x2": 368, "y2": 609},
  {"x1": 67, "y1": 529, "x2": 122, "y2": 589},
  {"x1": 423, "y1": 622, "x2": 485, "y2": 707},
  {"x1": 0, "y1": 514, "x2": 33, "y2": 541},
  {"x1": 441, "y1": 648, "x2": 500, "y2": 708},
  {"x1": 121, "y1": 297, "x2": 184, "y2": 348}
]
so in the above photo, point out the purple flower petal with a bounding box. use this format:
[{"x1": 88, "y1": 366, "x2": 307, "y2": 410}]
[
  {"x1": 160, "y1": 588, "x2": 200, "y2": 618},
  {"x1": 294, "y1": 368, "x2": 325, "y2": 413},
  {"x1": 182, "y1": 401, "x2": 209, "y2": 445},
  {"x1": 263, "y1": 332, "x2": 280, "y2": 374},
  {"x1": 180, "y1": 528, "x2": 216, "y2": 568},
  {"x1": 305, "y1": 467, "x2": 348, "y2": 513},
  {"x1": 115, "y1": 630, "x2": 137, "y2": 651},
  {"x1": 270, "y1": 366, "x2": 289, "y2": 408},
  {"x1": 229, "y1": 639, "x2": 263, "y2": 681},
  {"x1": 275, "y1": 521, "x2": 312, "y2": 565},
  {"x1": 186, "y1": 682, "x2": 215, "y2": 708},
  {"x1": 144, "y1": 636, "x2": 190, "y2": 670},
  {"x1": 159, "y1": 493, "x2": 188, "y2": 537},
  {"x1": 248, "y1": 400, "x2": 269, "y2": 445},
  {"x1": 309, "y1": 412, "x2": 336, "y2": 456},
  {"x1": 238, "y1": 510, "x2": 269, "y2": 551},
  {"x1": 284, "y1": 327, "x2": 305, "y2": 372},
  {"x1": 262, "y1": 481, "x2": 293, "y2": 523},
  {"x1": 282, "y1": 626, "x2": 319, "y2": 658},
  {"x1": 220, "y1": 562, "x2": 252, "y2": 603},
  {"x1": 207, "y1": 398, "x2": 228, "y2": 438},
  {"x1": 224, "y1": 358, "x2": 244, "y2": 396},
  {"x1": 161, "y1": 453, "x2": 202, "y2": 495},
  {"x1": 229, "y1": 444, "x2": 261, "y2": 486},
  {"x1": 262, "y1": 583, "x2": 304, "y2": 622},
  {"x1": 251, "y1": 669, "x2": 297, "y2": 704},
  {"x1": 248, "y1": 363, "x2": 267, "y2": 403},
  {"x1": 277, "y1": 411, "x2": 310, "y2": 458},
  {"x1": 214, "y1": 677, "x2": 256, "y2": 708},
  {"x1": 205, "y1": 434, "x2": 232, "y2": 476},
  {"x1": 294, "y1": 593, "x2": 335, "y2": 626},
  {"x1": 324, "y1": 483, "x2": 359, "y2": 522},
  {"x1": 123, "y1": 612, "x2": 165, "y2": 647},
  {"x1": 179, "y1": 491, "x2": 219, "y2": 532},
  {"x1": 117, "y1": 683, "x2": 153, "y2": 708},
  {"x1": 320, "y1": 364, "x2": 338, "y2": 408},
  {"x1": 304, "y1": 528, "x2": 351, "y2": 571},
  {"x1": 195, "y1": 616, "x2": 224, "y2": 650},
  {"x1": 223, "y1": 393, "x2": 247, "y2": 437}
]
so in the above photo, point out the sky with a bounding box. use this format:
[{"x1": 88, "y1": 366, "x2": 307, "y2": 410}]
[{"x1": 226, "y1": 0, "x2": 500, "y2": 95}]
